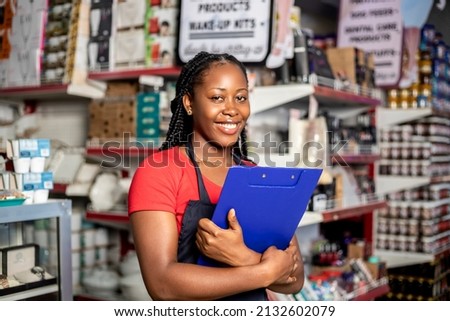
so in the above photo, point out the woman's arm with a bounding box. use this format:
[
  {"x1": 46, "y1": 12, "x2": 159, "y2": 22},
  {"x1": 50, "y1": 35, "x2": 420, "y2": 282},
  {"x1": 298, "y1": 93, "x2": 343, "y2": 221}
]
[
  {"x1": 130, "y1": 210, "x2": 296, "y2": 300},
  {"x1": 196, "y1": 210, "x2": 304, "y2": 294},
  {"x1": 267, "y1": 236, "x2": 304, "y2": 294}
]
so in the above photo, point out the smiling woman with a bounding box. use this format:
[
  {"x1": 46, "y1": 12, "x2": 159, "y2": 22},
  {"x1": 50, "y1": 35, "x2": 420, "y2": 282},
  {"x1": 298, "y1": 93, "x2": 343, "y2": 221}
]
[{"x1": 128, "y1": 51, "x2": 304, "y2": 301}]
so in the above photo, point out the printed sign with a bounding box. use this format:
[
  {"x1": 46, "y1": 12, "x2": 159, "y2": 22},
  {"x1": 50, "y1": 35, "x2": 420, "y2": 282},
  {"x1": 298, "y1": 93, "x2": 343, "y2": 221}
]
[
  {"x1": 337, "y1": 0, "x2": 403, "y2": 87},
  {"x1": 177, "y1": 0, "x2": 273, "y2": 63}
]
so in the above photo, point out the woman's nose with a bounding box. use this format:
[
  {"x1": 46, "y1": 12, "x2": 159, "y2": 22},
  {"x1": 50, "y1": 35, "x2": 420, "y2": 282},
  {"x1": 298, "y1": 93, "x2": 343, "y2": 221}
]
[{"x1": 223, "y1": 100, "x2": 238, "y2": 116}]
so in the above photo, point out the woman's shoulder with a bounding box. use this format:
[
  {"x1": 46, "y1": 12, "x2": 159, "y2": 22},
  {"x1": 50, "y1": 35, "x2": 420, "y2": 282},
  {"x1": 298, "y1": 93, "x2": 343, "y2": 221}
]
[{"x1": 139, "y1": 146, "x2": 190, "y2": 171}]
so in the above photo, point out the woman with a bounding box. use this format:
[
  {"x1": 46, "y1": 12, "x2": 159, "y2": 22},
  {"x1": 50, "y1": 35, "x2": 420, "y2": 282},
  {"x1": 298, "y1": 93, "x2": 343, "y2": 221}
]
[{"x1": 128, "y1": 51, "x2": 304, "y2": 300}]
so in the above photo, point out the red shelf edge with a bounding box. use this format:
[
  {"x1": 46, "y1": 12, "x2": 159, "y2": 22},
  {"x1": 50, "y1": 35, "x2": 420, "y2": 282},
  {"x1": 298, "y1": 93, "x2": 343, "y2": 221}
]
[
  {"x1": 86, "y1": 210, "x2": 130, "y2": 224},
  {"x1": 313, "y1": 85, "x2": 381, "y2": 106},
  {"x1": 0, "y1": 83, "x2": 69, "y2": 96},
  {"x1": 332, "y1": 154, "x2": 380, "y2": 165},
  {"x1": 88, "y1": 67, "x2": 181, "y2": 81},
  {"x1": 322, "y1": 200, "x2": 388, "y2": 222},
  {"x1": 85, "y1": 201, "x2": 387, "y2": 227},
  {"x1": 86, "y1": 146, "x2": 158, "y2": 158},
  {"x1": 350, "y1": 283, "x2": 390, "y2": 301},
  {"x1": 51, "y1": 183, "x2": 68, "y2": 194}
]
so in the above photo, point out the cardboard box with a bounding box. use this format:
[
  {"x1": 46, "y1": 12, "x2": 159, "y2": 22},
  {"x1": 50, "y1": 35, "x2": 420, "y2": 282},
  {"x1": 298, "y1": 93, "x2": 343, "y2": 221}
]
[
  {"x1": 88, "y1": 99, "x2": 136, "y2": 139},
  {"x1": 347, "y1": 242, "x2": 366, "y2": 260},
  {"x1": 106, "y1": 82, "x2": 138, "y2": 96},
  {"x1": 365, "y1": 261, "x2": 387, "y2": 280}
]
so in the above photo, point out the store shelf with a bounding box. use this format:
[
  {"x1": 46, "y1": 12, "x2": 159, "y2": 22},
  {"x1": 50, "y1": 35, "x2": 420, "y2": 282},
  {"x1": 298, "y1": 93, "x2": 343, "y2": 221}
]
[
  {"x1": 250, "y1": 83, "x2": 315, "y2": 114},
  {"x1": 272, "y1": 277, "x2": 389, "y2": 301},
  {"x1": 85, "y1": 204, "x2": 130, "y2": 230},
  {"x1": 88, "y1": 66, "x2": 181, "y2": 81},
  {"x1": 374, "y1": 250, "x2": 438, "y2": 268},
  {"x1": 51, "y1": 183, "x2": 68, "y2": 195},
  {"x1": 375, "y1": 107, "x2": 450, "y2": 128},
  {"x1": 312, "y1": 85, "x2": 381, "y2": 107},
  {"x1": 332, "y1": 153, "x2": 380, "y2": 165},
  {"x1": 375, "y1": 175, "x2": 431, "y2": 196},
  {"x1": 85, "y1": 145, "x2": 157, "y2": 158},
  {"x1": 250, "y1": 77, "x2": 382, "y2": 115},
  {"x1": 0, "y1": 81, "x2": 106, "y2": 100},
  {"x1": 85, "y1": 201, "x2": 384, "y2": 231},
  {"x1": 0, "y1": 200, "x2": 71, "y2": 223},
  {"x1": 320, "y1": 200, "x2": 387, "y2": 222},
  {"x1": 0, "y1": 284, "x2": 58, "y2": 301},
  {"x1": 375, "y1": 175, "x2": 450, "y2": 196},
  {"x1": 347, "y1": 277, "x2": 390, "y2": 301},
  {"x1": 299, "y1": 212, "x2": 324, "y2": 227}
]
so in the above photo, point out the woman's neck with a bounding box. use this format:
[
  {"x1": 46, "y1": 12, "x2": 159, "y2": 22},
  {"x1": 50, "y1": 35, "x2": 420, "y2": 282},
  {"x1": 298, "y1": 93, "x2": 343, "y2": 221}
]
[{"x1": 189, "y1": 140, "x2": 234, "y2": 168}]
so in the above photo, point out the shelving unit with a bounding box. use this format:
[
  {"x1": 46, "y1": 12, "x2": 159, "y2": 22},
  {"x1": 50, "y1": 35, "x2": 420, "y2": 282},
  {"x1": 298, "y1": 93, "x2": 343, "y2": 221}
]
[
  {"x1": 250, "y1": 76, "x2": 382, "y2": 116},
  {"x1": 374, "y1": 249, "x2": 446, "y2": 269},
  {"x1": 347, "y1": 277, "x2": 390, "y2": 301},
  {"x1": 88, "y1": 67, "x2": 181, "y2": 81},
  {"x1": 0, "y1": 200, "x2": 73, "y2": 301},
  {"x1": 0, "y1": 81, "x2": 106, "y2": 100},
  {"x1": 373, "y1": 105, "x2": 450, "y2": 296}
]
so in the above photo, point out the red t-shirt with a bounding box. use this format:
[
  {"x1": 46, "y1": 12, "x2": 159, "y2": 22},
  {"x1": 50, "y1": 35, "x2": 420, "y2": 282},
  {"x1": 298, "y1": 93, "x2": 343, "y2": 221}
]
[{"x1": 128, "y1": 146, "x2": 223, "y2": 233}]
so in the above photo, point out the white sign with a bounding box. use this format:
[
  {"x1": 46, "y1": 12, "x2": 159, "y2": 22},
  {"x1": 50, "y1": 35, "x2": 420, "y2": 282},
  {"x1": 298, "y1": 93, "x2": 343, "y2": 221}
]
[
  {"x1": 337, "y1": 0, "x2": 403, "y2": 88},
  {"x1": 177, "y1": 0, "x2": 272, "y2": 63}
]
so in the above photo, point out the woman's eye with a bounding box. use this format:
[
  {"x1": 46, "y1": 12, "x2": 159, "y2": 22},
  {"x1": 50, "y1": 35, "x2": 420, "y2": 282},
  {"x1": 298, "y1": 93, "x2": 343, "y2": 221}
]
[
  {"x1": 212, "y1": 96, "x2": 223, "y2": 102},
  {"x1": 236, "y1": 96, "x2": 247, "y2": 102}
]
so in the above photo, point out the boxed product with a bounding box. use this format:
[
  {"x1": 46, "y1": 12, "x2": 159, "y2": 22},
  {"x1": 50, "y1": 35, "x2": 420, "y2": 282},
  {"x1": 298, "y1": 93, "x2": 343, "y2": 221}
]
[
  {"x1": 326, "y1": 47, "x2": 375, "y2": 88},
  {"x1": 6, "y1": 138, "x2": 51, "y2": 159},
  {"x1": 136, "y1": 92, "x2": 160, "y2": 140},
  {"x1": 0, "y1": 244, "x2": 39, "y2": 276},
  {"x1": 9, "y1": 172, "x2": 54, "y2": 191}
]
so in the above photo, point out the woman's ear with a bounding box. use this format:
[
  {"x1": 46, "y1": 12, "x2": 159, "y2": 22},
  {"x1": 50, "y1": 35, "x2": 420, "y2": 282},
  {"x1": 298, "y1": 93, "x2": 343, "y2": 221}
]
[{"x1": 182, "y1": 94, "x2": 193, "y2": 115}]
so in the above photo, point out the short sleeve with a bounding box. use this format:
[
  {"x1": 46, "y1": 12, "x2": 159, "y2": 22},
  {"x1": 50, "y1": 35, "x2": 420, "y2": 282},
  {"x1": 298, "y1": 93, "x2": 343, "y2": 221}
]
[{"x1": 128, "y1": 150, "x2": 181, "y2": 216}]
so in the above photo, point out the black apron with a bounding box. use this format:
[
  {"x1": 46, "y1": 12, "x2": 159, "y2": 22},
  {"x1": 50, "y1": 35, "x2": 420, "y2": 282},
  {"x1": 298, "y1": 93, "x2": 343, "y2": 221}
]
[{"x1": 177, "y1": 142, "x2": 267, "y2": 301}]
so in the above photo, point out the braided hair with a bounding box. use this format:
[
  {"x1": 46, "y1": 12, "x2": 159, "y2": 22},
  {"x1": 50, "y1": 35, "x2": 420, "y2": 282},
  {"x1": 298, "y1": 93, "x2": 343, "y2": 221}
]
[{"x1": 160, "y1": 51, "x2": 251, "y2": 160}]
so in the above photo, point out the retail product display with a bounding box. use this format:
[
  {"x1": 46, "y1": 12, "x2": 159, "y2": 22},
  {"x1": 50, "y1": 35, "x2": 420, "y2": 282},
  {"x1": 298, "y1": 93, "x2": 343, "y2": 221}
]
[
  {"x1": 7, "y1": 0, "x2": 48, "y2": 87},
  {"x1": 43, "y1": 1, "x2": 72, "y2": 83},
  {"x1": 0, "y1": 0, "x2": 91, "y2": 88},
  {"x1": 374, "y1": 23, "x2": 450, "y2": 301},
  {"x1": 87, "y1": 0, "x2": 179, "y2": 71},
  {"x1": 1, "y1": 138, "x2": 53, "y2": 204},
  {"x1": 380, "y1": 251, "x2": 450, "y2": 301}
]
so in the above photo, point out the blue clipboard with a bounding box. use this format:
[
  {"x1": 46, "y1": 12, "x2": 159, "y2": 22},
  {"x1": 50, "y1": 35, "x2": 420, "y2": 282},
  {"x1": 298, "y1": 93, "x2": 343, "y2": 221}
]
[{"x1": 197, "y1": 166, "x2": 323, "y2": 266}]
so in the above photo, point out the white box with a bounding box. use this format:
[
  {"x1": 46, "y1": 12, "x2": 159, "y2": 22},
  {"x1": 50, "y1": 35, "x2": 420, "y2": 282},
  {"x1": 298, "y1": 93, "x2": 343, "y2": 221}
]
[
  {"x1": 10, "y1": 172, "x2": 54, "y2": 191},
  {"x1": 6, "y1": 138, "x2": 51, "y2": 159}
]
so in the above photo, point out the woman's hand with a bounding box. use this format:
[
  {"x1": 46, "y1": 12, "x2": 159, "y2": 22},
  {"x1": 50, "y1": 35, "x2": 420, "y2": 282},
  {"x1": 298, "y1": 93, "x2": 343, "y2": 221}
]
[
  {"x1": 260, "y1": 245, "x2": 298, "y2": 286},
  {"x1": 195, "y1": 209, "x2": 260, "y2": 266},
  {"x1": 270, "y1": 241, "x2": 299, "y2": 285}
]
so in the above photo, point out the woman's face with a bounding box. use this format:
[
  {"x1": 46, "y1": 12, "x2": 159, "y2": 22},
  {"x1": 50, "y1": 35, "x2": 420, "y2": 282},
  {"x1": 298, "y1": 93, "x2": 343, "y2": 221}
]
[{"x1": 184, "y1": 62, "x2": 250, "y2": 149}]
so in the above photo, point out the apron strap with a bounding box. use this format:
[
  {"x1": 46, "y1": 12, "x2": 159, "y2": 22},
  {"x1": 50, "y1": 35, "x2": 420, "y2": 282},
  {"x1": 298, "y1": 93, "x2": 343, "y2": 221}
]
[
  {"x1": 186, "y1": 141, "x2": 211, "y2": 204},
  {"x1": 186, "y1": 141, "x2": 247, "y2": 203}
]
